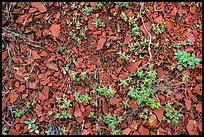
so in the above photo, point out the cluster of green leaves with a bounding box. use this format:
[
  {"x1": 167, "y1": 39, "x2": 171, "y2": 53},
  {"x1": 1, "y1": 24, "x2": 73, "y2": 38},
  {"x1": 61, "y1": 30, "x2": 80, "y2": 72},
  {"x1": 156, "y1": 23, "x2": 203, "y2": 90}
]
[
  {"x1": 56, "y1": 94, "x2": 72, "y2": 109},
  {"x1": 139, "y1": 108, "x2": 149, "y2": 121},
  {"x1": 70, "y1": 71, "x2": 79, "y2": 82},
  {"x1": 174, "y1": 50, "x2": 201, "y2": 70},
  {"x1": 119, "y1": 76, "x2": 132, "y2": 88},
  {"x1": 151, "y1": 24, "x2": 165, "y2": 35},
  {"x1": 128, "y1": 64, "x2": 160, "y2": 109},
  {"x1": 57, "y1": 46, "x2": 65, "y2": 53},
  {"x1": 103, "y1": 113, "x2": 123, "y2": 135},
  {"x1": 92, "y1": 13, "x2": 105, "y2": 29},
  {"x1": 91, "y1": 85, "x2": 116, "y2": 98},
  {"x1": 24, "y1": 119, "x2": 39, "y2": 134},
  {"x1": 17, "y1": 2, "x2": 27, "y2": 8},
  {"x1": 96, "y1": 2, "x2": 103, "y2": 10},
  {"x1": 140, "y1": 36, "x2": 149, "y2": 46},
  {"x1": 62, "y1": 54, "x2": 76, "y2": 75},
  {"x1": 163, "y1": 101, "x2": 183, "y2": 124},
  {"x1": 59, "y1": 110, "x2": 72, "y2": 119},
  {"x1": 123, "y1": 100, "x2": 130, "y2": 109},
  {"x1": 80, "y1": 72, "x2": 87, "y2": 81},
  {"x1": 73, "y1": 91, "x2": 91, "y2": 103},
  {"x1": 2, "y1": 127, "x2": 7, "y2": 135},
  {"x1": 174, "y1": 42, "x2": 191, "y2": 48},
  {"x1": 118, "y1": 51, "x2": 129, "y2": 61},
  {"x1": 13, "y1": 100, "x2": 36, "y2": 118},
  {"x1": 115, "y1": 2, "x2": 129, "y2": 8},
  {"x1": 120, "y1": 12, "x2": 140, "y2": 36},
  {"x1": 82, "y1": 6, "x2": 93, "y2": 15},
  {"x1": 182, "y1": 73, "x2": 189, "y2": 82}
]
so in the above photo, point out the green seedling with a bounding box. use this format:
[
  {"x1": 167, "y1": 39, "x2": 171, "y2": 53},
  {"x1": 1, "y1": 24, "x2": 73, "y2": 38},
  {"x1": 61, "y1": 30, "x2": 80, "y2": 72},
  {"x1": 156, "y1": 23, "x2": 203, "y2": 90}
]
[
  {"x1": 182, "y1": 73, "x2": 189, "y2": 82},
  {"x1": 174, "y1": 50, "x2": 201, "y2": 70},
  {"x1": 115, "y1": 2, "x2": 129, "y2": 8},
  {"x1": 24, "y1": 119, "x2": 39, "y2": 134},
  {"x1": 92, "y1": 85, "x2": 116, "y2": 98},
  {"x1": 118, "y1": 51, "x2": 129, "y2": 61},
  {"x1": 123, "y1": 100, "x2": 130, "y2": 109},
  {"x1": 92, "y1": 14, "x2": 105, "y2": 29},
  {"x1": 80, "y1": 72, "x2": 87, "y2": 81},
  {"x1": 60, "y1": 110, "x2": 72, "y2": 119},
  {"x1": 70, "y1": 71, "x2": 79, "y2": 82},
  {"x1": 82, "y1": 6, "x2": 93, "y2": 15}
]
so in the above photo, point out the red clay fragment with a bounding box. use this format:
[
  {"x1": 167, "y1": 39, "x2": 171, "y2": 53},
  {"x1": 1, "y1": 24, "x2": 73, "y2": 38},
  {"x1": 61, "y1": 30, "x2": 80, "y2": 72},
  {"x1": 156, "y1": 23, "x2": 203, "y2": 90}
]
[
  {"x1": 97, "y1": 38, "x2": 106, "y2": 50},
  {"x1": 122, "y1": 128, "x2": 131, "y2": 135},
  {"x1": 50, "y1": 24, "x2": 60, "y2": 37},
  {"x1": 31, "y1": 2, "x2": 47, "y2": 13},
  {"x1": 31, "y1": 50, "x2": 41, "y2": 60}
]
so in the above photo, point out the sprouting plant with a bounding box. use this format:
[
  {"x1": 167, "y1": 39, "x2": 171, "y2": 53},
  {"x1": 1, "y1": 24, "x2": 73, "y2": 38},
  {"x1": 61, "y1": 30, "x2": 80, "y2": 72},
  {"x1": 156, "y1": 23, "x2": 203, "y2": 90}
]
[
  {"x1": 119, "y1": 76, "x2": 132, "y2": 88},
  {"x1": 71, "y1": 3, "x2": 78, "y2": 9},
  {"x1": 2, "y1": 127, "x2": 7, "y2": 135},
  {"x1": 75, "y1": 20, "x2": 82, "y2": 30},
  {"x1": 180, "y1": 2, "x2": 186, "y2": 6},
  {"x1": 132, "y1": 24, "x2": 140, "y2": 36},
  {"x1": 66, "y1": 20, "x2": 72, "y2": 26},
  {"x1": 17, "y1": 2, "x2": 27, "y2": 8},
  {"x1": 129, "y1": 43, "x2": 136, "y2": 53},
  {"x1": 118, "y1": 51, "x2": 129, "y2": 61},
  {"x1": 61, "y1": 127, "x2": 68, "y2": 134},
  {"x1": 13, "y1": 108, "x2": 23, "y2": 118},
  {"x1": 174, "y1": 43, "x2": 181, "y2": 48},
  {"x1": 82, "y1": 6, "x2": 93, "y2": 15},
  {"x1": 24, "y1": 119, "x2": 39, "y2": 134},
  {"x1": 174, "y1": 50, "x2": 201, "y2": 71},
  {"x1": 182, "y1": 73, "x2": 189, "y2": 82},
  {"x1": 80, "y1": 93, "x2": 91, "y2": 103},
  {"x1": 93, "y1": 85, "x2": 116, "y2": 98},
  {"x1": 115, "y1": 2, "x2": 129, "y2": 8},
  {"x1": 73, "y1": 91, "x2": 80, "y2": 102},
  {"x1": 120, "y1": 12, "x2": 128, "y2": 22},
  {"x1": 70, "y1": 71, "x2": 79, "y2": 82},
  {"x1": 80, "y1": 72, "x2": 87, "y2": 81},
  {"x1": 164, "y1": 101, "x2": 183, "y2": 124},
  {"x1": 92, "y1": 101, "x2": 98, "y2": 107},
  {"x1": 128, "y1": 17, "x2": 135, "y2": 26},
  {"x1": 60, "y1": 110, "x2": 72, "y2": 119},
  {"x1": 57, "y1": 46, "x2": 64, "y2": 53},
  {"x1": 151, "y1": 24, "x2": 165, "y2": 35},
  {"x1": 60, "y1": 94, "x2": 72, "y2": 109},
  {"x1": 111, "y1": 128, "x2": 122, "y2": 135},
  {"x1": 135, "y1": 67, "x2": 144, "y2": 79},
  {"x1": 123, "y1": 100, "x2": 130, "y2": 109},
  {"x1": 92, "y1": 14, "x2": 105, "y2": 28},
  {"x1": 140, "y1": 36, "x2": 149, "y2": 46},
  {"x1": 96, "y1": 2, "x2": 103, "y2": 10},
  {"x1": 89, "y1": 112, "x2": 97, "y2": 119}
]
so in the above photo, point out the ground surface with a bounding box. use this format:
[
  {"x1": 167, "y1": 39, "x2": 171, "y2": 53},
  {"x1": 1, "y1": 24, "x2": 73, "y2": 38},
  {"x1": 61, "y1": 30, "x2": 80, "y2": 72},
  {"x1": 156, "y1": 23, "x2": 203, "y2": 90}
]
[{"x1": 2, "y1": 2, "x2": 202, "y2": 135}]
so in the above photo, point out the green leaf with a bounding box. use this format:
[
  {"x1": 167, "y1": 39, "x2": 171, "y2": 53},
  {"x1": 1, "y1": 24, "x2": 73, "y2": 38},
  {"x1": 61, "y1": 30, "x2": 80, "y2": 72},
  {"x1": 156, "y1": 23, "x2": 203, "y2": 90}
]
[
  {"x1": 174, "y1": 43, "x2": 180, "y2": 48},
  {"x1": 177, "y1": 65, "x2": 183, "y2": 71},
  {"x1": 28, "y1": 124, "x2": 32, "y2": 130},
  {"x1": 24, "y1": 121, "x2": 30, "y2": 124}
]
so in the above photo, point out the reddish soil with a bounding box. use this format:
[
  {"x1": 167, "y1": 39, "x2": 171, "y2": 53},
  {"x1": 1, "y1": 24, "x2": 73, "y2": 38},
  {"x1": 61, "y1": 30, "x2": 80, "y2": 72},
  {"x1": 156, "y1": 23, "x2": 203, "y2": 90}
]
[{"x1": 2, "y1": 2, "x2": 202, "y2": 135}]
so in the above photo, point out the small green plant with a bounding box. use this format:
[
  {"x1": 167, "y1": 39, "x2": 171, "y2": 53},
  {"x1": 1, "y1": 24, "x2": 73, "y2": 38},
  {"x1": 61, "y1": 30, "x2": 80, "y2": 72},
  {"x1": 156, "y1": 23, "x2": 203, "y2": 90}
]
[
  {"x1": 139, "y1": 108, "x2": 149, "y2": 121},
  {"x1": 174, "y1": 43, "x2": 181, "y2": 48},
  {"x1": 151, "y1": 24, "x2": 165, "y2": 35},
  {"x1": 164, "y1": 101, "x2": 183, "y2": 124},
  {"x1": 129, "y1": 43, "x2": 136, "y2": 53},
  {"x1": 123, "y1": 100, "x2": 130, "y2": 109},
  {"x1": 70, "y1": 71, "x2": 79, "y2": 82},
  {"x1": 66, "y1": 20, "x2": 72, "y2": 26},
  {"x1": 180, "y1": 2, "x2": 186, "y2": 6},
  {"x1": 92, "y1": 85, "x2": 116, "y2": 98},
  {"x1": 92, "y1": 14, "x2": 105, "y2": 29},
  {"x1": 82, "y1": 6, "x2": 93, "y2": 15},
  {"x1": 61, "y1": 126, "x2": 68, "y2": 134},
  {"x1": 89, "y1": 111, "x2": 97, "y2": 119},
  {"x1": 17, "y1": 2, "x2": 27, "y2": 8},
  {"x1": 13, "y1": 108, "x2": 23, "y2": 118},
  {"x1": 56, "y1": 94, "x2": 72, "y2": 109},
  {"x1": 115, "y1": 2, "x2": 129, "y2": 8},
  {"x1": 174, "y1": 50, "x2": 201, "y2": 70},
  {"x1": 80, "y1": 93, "x2": 91, "y2": 103},
  {"x1": 2, "y1": 127, "x2": 7, "y2": 135},
  {"x1": 80, "y1": 72, "x2": 87, "y2": 81},
  {"x1": 118, "y1": 51, "x2": 129, "y2": 61},
  {"x1": 119, "y1": 76, "x2": 132, "y2": 88},
  {"x1": 96, "y1": 2, "x2": 103, "y2": 10},
  {"x1": 103, "y1": 113, "x2": 123, "y2": 135},
  {"x1": 60, "y1": 110, "x2": 72, "y2": 119},
  {"x1": 57, "y1": 46, "x2": 65, "y2": 53},
  {"x1": 132, "y1": 24, "x2": 140, "y2": 36},
  {"x1": 120, "y1": 12, "x2": 128, "y2": 22},
  {"x1": 24, "y1": 119, "x2": 39, "y2": 134},
  {"x1": 182, "y1": 73, "x2": 189, "y2": 82}
]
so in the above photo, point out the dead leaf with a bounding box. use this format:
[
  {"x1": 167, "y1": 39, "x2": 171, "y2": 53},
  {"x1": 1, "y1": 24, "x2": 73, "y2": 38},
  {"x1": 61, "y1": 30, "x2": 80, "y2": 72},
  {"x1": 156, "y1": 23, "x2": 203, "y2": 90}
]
[
  {"x1": 50, "y1": 24, "x2": 60, "y2": 37},
  {"x1": 46, "y1": 62, "x2": 58, "y2": 71},
  {"x1": 122, "y1": 128, "x2": 131, "y2": 135},
  {"x1": 10, "y1": 91, "x2": 19, "y2": 104}
]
